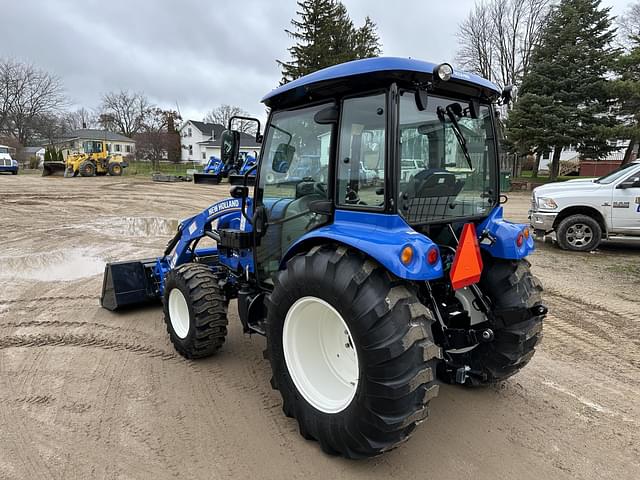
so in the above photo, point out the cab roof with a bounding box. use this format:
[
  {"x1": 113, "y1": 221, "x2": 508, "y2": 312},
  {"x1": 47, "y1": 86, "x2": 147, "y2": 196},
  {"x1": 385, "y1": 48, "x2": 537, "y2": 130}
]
[{"x1": 262, "y1": 57, "x2": 501, "y2": 108}]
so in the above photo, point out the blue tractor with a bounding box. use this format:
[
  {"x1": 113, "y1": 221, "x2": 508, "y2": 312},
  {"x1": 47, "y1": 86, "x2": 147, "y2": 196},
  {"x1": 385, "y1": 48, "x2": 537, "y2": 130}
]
[
  {"x1": 101, "y1": 57, "x2": 546, "y2": 458},
  {"x1": 194, "y1": 149, "x2": 258, "y2": 185}
]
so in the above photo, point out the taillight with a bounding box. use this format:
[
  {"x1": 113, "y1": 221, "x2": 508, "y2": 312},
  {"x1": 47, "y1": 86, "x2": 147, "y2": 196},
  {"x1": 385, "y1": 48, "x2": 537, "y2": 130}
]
[{"x1": 427, "y1": 247, "x2": 439, "y2": 265}]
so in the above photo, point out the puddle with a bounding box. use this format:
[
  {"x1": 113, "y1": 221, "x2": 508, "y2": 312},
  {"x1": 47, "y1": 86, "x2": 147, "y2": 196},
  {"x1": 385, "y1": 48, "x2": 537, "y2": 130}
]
[
  {"x1": 0, "y1": 250, "x2": 105, "y2": 282},
  {"x1": 81, "y1": 216, "x2": 179, "y2": 238}
]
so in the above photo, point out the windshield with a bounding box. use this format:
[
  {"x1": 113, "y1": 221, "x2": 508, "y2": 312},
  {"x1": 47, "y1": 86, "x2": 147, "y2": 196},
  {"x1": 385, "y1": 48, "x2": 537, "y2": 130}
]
[
  {"x1": 595, "y1": 162, "x2": 638, "y2": 184},
  {"x1": 0, "y1": 147, "x2": 8, "y2": 154},
  {"x1": 398, "y1": 92, "x2": 497, "y2": 225}
]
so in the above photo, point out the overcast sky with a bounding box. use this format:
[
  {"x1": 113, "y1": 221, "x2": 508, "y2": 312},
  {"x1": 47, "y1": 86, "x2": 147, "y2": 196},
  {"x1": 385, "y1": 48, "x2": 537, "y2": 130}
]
[{"x1": 0, "y1": 0, "x2": 633, "y2": 123}]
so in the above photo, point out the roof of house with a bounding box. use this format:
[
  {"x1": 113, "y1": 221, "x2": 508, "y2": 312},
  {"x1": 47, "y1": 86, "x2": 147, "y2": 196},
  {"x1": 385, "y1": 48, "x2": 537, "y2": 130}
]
[
  {"x1": 54, "y1": 129, "x2": 135, "y2": 143},
  {"x1": 261, "y1": 56, "x2": 501, "y2": 107},
  {"x1": 23, "y1": 146, "x2": 45, "y2": 154},
  {"x1": 197, "y1": 130, "x2": 261, "y2": 148},
  {"x1": 186, "y1": 120, "x2": 261, "y2": 148},
  {"x1": 187, "y1": 121, "x2": 222, "y2": 138}
]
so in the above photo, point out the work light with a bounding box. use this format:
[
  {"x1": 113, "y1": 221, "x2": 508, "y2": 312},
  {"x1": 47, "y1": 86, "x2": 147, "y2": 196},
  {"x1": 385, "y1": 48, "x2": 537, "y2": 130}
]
[{"x1": 434, "y1": 63, "x2": 453, "y2": 82}]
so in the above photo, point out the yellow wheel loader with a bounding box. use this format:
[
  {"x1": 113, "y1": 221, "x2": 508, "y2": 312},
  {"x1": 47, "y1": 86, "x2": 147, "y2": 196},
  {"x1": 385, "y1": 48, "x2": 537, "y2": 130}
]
[{"x1": 42, "y1": 140, "x2": 128, "y2": 177}]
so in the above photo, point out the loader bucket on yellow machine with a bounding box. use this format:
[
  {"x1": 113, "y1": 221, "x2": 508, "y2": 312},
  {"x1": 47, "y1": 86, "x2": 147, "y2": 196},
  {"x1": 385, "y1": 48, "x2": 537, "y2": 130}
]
[{"x1": 42, "y1": 161, "x2": 67, "y2": 177}]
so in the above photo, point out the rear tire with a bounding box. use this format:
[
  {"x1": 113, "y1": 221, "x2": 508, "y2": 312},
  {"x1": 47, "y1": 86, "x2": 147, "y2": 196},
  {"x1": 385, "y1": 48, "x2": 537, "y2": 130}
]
[
  {"x1": 163, "y1": 263, "x2": 228, "y2": 359},
  {"x1": 440, "y1": 258, "x2": 545, "y2": 386},
  {"x1": 266, "y1": 245, "x2": 440, "y2": 458},
  {"x1": 556, "y1": 214, "x2": 601, "y2": 251},
  {"x1": 79, "y1": 161, "x2": 96, "y2": 177}
]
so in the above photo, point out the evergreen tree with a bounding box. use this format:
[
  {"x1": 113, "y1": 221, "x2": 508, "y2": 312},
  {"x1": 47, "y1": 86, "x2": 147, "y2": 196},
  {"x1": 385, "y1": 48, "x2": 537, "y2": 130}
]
[
  {"x1": 278, "y1": 0, "x2": 381, "y2": 83},
  {"x1": 506, "y1": 0, "x2": 618, "y2": 180},
  {"x1": 44, "y1": 147, "x2": 51, "y2": 163},
  {"x1": 57, "y1": 148, "x2": 64, "y2": 162},
  {"x1": 610, "y1": 37, "x2": 640, "y2": 164}
]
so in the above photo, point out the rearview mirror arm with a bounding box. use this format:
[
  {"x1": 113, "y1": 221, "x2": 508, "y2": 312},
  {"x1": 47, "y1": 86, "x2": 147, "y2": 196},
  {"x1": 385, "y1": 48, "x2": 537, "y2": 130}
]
[{"x1": 228, "y1": 115, "x2": 263, "y2": 143}]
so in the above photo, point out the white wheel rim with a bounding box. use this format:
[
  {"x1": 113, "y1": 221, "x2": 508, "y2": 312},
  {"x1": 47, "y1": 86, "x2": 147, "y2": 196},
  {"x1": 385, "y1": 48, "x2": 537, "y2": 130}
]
[
  {"x1": 283, "y1": 296, "x2": 359, "y2": 414},
  {"x1": 168, "y1": 288, "x2": 190, "y2": 339}
]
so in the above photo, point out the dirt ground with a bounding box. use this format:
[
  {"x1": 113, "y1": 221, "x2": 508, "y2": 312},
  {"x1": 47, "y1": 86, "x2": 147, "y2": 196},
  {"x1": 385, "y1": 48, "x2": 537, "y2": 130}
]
[{"x1": 1, "y1": 175, "x2": 638, "y2": 480}]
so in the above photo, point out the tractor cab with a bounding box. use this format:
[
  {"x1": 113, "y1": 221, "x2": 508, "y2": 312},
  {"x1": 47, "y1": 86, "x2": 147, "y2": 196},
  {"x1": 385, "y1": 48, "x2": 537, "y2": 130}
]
[
  {"x1": 83, "y1": 140, "x2": 105, "y2": 156},
  {"x1": 223, "y1": 57, "x2": 516, "y2": 283}
]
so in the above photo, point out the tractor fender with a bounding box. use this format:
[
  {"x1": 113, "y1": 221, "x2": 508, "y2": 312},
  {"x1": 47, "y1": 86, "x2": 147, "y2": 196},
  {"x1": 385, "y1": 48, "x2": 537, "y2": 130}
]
[
  {"x1": 477, "y1": 206, "x2": 535, "y2": 259},
  {"x1": 282, "y1": 210, "x2": 444, "y2": 281}
]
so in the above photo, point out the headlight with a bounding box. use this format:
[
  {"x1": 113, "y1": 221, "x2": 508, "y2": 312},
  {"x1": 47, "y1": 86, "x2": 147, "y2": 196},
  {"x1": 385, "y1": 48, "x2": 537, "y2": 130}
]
[
  {"x1": 537, "y1": 197, "x2": 558, "y2": 209},
  {"x1": 12, "y1": 160, "x2": 18, "y2": 166}
]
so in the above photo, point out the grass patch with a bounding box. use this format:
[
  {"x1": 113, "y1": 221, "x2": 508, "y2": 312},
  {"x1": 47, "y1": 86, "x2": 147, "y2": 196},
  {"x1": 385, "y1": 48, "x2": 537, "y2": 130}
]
[
  {"x1": 124, "y1": 160, "x2": 202, "y2": 176},
  {"x1": 513, "y1": 171, "x2": 584, "y2": 184}
]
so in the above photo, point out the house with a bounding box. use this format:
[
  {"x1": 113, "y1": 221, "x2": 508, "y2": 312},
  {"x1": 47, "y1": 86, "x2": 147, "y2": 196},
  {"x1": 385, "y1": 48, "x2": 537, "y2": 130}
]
[
  {"x1": 179, "y1": 120, "x2": 261, "y2": 163},
  {"x1": 49, "y1": 129, "x2": 136, "y2": 158},
  {"x1": 21, "y1": 146, "x2": 45, "y2": 167},
  {"x1": 539, "y1": 140, "x2": 635, "y2": 174}
]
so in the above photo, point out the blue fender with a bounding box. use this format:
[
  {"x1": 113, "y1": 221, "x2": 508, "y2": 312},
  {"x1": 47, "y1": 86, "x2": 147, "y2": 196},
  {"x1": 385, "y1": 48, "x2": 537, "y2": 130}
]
[
  {"x1": 283, "y1": 209, "x2": 444, "y2": 281},
  {"x1": 477, "y1": 206, "x2": 535, "y2": 259}
]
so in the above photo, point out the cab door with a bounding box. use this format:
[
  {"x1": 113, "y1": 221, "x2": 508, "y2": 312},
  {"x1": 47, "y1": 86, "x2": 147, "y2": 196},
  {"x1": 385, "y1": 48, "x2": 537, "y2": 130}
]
[
  {"x1": 611, "y1": 169, "x2": 640, "y2": 233},
  {"x1": 254, "y1": 103, "x2": 336, "y2": 284}
]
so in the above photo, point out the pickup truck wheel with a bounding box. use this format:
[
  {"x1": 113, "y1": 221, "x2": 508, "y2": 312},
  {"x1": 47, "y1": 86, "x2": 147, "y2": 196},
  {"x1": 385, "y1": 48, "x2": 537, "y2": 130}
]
[
  {"x1": 163, "y1": 263, "x2": 228, "y2": 359},
  {"x1": 556, "y1": 214, "x2": 601, "y2": 251},
  {"x1": 266, "y1": 246, "x2": 439, "y2": 458}
]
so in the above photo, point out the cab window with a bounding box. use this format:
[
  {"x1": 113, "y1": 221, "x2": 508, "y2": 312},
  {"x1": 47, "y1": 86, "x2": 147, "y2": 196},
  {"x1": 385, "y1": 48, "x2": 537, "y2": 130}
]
[{"x1": 337, "y1": 93, "x2": 386, "y2": 207}]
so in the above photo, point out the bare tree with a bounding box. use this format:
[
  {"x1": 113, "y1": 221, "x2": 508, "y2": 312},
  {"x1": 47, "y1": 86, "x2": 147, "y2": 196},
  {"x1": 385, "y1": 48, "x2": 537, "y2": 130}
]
[
  {"x1": 617, "y1": 1, "x2": 640, "y2": 49},
  {"x1": 99, "y1": 90, "x2": 151, "y2": 138},
  {"x1": 134, "y1": 108, "x2": 181, "y2": 169},
  {"x1": 62, "y1": 107, "x2": 97, "y2": 131},
  {"x1": 456, "y1": 0, "x2": 551, "y2": 88},
  {"x1": 457, "y1": 2, "x2": 496, "y2": 81},
  {"x1": 0, "y1": 59, "x2": 66, "y2": 144},
  {"x1": 204, "y1": 104, "x2": 256, "y2": 134}
]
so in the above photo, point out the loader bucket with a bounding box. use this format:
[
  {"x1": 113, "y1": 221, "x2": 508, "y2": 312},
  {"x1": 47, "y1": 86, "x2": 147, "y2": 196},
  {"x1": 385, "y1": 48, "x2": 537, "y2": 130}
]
[
  {"x1": 193, "y1": 172, "x2": 222, "y2": 185},
  {"x1": 42, "y1": 162, "x2": 67, "y2": 177},
  {"x1": 101, "y1": 258, "x2": 160, "y2": 311}
]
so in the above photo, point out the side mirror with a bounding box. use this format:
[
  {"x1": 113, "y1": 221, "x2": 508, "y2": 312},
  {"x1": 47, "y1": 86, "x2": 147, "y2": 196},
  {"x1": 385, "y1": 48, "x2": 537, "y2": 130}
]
[
  {"x1": 272, "y1": 143, "x2": 294, "y2": 173},
  {"x1": 617, "y1": 176, "x2": 640, "y2": 189},
  {"x1": 502, "y1": 85, "x2": 515, "y2": 105},
  {"x1": 230, "y1": 185, "x2": 249, "y2": 198},
  {"x1": 221, "y1": 130, "x2": 240, "y2": 167}
]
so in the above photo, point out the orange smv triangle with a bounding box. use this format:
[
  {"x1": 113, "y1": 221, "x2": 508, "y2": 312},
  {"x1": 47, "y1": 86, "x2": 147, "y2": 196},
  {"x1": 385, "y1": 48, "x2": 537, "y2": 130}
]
[{"x1": 450, "y1": 223, "x2": 483, "y2": 290}]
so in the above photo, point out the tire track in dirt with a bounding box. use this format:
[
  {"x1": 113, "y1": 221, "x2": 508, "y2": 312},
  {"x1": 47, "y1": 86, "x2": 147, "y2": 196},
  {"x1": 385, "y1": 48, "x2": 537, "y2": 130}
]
[{"x1": 0, "y1": 332, "x2": 178, "y2": 360}]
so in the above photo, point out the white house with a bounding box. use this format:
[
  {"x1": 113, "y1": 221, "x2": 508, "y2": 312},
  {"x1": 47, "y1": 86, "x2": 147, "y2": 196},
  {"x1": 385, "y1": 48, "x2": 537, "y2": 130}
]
[
  {"x1": 538, "y1": 139, "x2": 631, "y2": 172},
  {"x1": 179, "y1": 120, "x2": 261, "y2": 164}
]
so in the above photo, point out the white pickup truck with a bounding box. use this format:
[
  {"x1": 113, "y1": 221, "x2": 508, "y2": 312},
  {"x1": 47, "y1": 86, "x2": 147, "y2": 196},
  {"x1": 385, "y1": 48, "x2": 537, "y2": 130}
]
[{"x1": 529, "y1": 161, "x2": 640, "y2": 251}]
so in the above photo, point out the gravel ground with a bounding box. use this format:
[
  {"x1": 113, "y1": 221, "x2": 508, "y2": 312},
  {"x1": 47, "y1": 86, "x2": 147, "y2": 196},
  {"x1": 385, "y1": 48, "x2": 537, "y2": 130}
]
[{"x1": 0, "y1": 175, "x2": 638, "y2": 479}]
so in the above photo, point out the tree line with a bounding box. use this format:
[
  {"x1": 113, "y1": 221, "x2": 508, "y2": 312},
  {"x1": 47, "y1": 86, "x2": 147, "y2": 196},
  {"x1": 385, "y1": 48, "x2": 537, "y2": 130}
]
[{"x1": 458, "y1": 0, "x2": 640, "y2": 180}]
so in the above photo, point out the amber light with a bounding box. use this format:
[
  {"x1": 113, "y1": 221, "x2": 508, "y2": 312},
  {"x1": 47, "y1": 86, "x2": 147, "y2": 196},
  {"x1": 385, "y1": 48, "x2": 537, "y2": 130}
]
[
  {"x1": 524, "y1": 228, "x2": 530, "y2": 239},
  {"x1": 400, "y1": 246, "x2": 414, "y2": 265},
  {"x1": 427, "y1": 247, "x2": 439, "y2": 265}
]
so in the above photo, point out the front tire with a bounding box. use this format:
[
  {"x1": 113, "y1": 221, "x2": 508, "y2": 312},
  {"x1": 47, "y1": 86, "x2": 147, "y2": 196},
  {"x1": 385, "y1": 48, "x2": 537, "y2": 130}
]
[
  {"x1": 556, "y1": 214, "x2": 601, "y2": 251},
  {"x1": 163, "y1": 263, "x2": 228, "y2": 359},
  {"x1": 266, "y1": 246, "x2": 440, "y2": 458},
  {"x1": 79, "y1": 161, "x2": 96, "y2": 177},
  {"x1": 108, "y1": 162, "x2": 123, "y2": 176}
]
